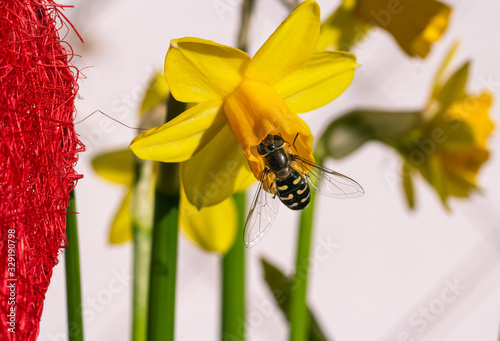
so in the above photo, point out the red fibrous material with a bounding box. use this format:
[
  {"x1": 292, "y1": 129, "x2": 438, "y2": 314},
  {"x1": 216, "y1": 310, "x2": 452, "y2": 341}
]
[{"x1": 0, "y1": 1, "x2": 82, "y2": 340}]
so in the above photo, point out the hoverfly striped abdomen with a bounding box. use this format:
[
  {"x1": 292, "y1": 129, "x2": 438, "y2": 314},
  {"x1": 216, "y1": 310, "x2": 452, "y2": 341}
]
[{"x1": 276, "y1": 171, "x2": 310, "y2": 210}]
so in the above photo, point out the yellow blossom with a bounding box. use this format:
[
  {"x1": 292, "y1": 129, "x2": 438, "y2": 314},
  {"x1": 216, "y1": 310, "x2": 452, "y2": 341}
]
[
  {"x1": 92, "y1": 149, "x2": 135, "y2": 244},
  {"x1": 93, "y1": 73, "x2": 236, "y2": 253},
  {"x1": 318, "y1": 0, "x2": 451, "y2": 57},
  {"x1": 433, "y1": 92, "x2": 493, "y2": 198},
  {"x1": 399, "y1": 47, "x2": 494, "y2": 207},
  {"x1": 92, "y1": 148, "x2": 237, "y2": 252},
  {"x1": 130, "y1": 0, "x2": 358, "y2": 209}
]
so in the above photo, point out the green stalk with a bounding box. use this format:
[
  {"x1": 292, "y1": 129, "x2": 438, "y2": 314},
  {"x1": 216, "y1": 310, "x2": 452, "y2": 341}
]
[
  {"x1": 237, "y1": 0, "x2": 255, "y2": 51},
  {"x1": 289, "y1": 188, "x2": 317, "y2": 341},
  {"x1": 289, "y1": 154, "x2": 325, "y2": 341},
  {"x1": 147, "y1": 169, "x2": 179, "y2": 341},
  {"x1": 132, "y1": 218, "x2": 150, "y2": 341},
  {"x1": 219, "y1": 1, "x2": 253, "y2": 339},
  {"x1": 65, "y1": 190, "x2": 83, "y2": 341},
  {"x1": 147, "y1": 95, "x2": 184, "y2": 341},
  {"x1": 132, "y1": 159, "x2": 155, "y2": 341},
  {"x1": 221, "y1": 192, "x2": 246, "y2": 340}
]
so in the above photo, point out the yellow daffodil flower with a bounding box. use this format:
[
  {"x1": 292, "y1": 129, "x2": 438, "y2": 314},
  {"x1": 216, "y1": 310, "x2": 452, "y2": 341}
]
[
  {"x1": 92, "y1": 149, "x2": 135, "y2": 244},
  {"x1": 130, "y1": 0, "x2": 358, "y2": 209},
  {"x1": 92, "y1": 74, "x2": 237, "y2": 252},
  {"x1": 438, "y1": 93, "x2": 493, "y2": 196},
  {"x1": 93, "y1": 147, "x2": 238, "y2": 252},
  {"x1": 399, "y1": 46, "x2": 494, "y2": 207},
  {"x1": 318, "y1": 0, "x2": 451, "y2": 57}
]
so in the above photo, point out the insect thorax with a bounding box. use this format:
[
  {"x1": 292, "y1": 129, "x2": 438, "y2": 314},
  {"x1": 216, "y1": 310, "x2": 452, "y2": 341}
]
[{"x1": 264, "y1": 148, "x2": 293, "y2": 178}]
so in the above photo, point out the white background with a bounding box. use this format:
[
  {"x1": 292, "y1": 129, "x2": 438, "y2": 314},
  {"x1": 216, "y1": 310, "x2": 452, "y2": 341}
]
[{"x1": 38, "y1": 0, "x2": 500, "y2": 340}]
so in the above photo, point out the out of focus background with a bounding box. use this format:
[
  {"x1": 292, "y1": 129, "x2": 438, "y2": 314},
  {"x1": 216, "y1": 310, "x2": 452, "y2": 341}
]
[{"x1": 40, "y1": 0, "x2": 499, "y2": 340}]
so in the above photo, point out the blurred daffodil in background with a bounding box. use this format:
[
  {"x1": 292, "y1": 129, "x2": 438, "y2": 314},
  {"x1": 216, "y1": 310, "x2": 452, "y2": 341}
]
[
  {"x1": 398, "y1": 45, "x2": 494, "y2": 208},
  {"x1": 318, "y1": 0, "x2": 451, "y2": 57},
  {"x1": 93, "y1": 73, "x2": 237, "y2": 253},
  {"x1": 92, "y1": 149, "x2": 136, "y2": 244},
  {"x1": 319, "y1": 44, "x2": 494, "y2": 209},
  {"x1": 130, "y1": 0, "x2": 358, "y2": 209}
]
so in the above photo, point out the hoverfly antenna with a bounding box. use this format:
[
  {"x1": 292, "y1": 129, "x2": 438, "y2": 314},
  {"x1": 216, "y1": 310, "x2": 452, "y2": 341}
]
[{"x1": 291, "y1": 133, "x2": 300, "y2": 153}]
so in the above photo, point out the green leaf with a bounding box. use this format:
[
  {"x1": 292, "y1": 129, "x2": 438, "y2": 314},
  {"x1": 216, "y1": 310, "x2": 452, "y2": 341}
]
[
  {"x1": 318, "y1": 109, "x2": 423, "y2": 159},
  {"x1": 260, "y1": 258, "x2": 330, "y2": 341}
]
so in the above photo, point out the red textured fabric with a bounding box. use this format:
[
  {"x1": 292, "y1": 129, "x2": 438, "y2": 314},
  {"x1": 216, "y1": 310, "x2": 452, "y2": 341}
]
[{"x1": 0, "y1": 1, "x2": 83, "y2": 340}]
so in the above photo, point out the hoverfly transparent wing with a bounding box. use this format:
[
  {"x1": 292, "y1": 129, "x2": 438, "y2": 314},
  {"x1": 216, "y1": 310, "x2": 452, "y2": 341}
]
[
  {"x1": 294, "y1": 155, "x2": 364, "y2": 198},
  {"x1": 243, "y1": 169, "x2": 280, "y2": 248}
]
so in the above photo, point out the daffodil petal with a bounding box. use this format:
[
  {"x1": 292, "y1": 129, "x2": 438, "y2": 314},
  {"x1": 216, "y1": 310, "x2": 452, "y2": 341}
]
[
  {"x1": 140, "y1": 72, "x2": 169, "y2": 115},
  {"x1": 92, "y1": 149, "x2": 135, "y2": 185},
  {"x1": 441, "y1": 147, "x2": 489, "y2": 186},
  {"x1": 446, "y1": 92, "x2": 494, "y2": 146},
  {"x1": 180, "y1": 187, "x2": 237, "y2": 253},
  {"x1": 245, "y1": 0, "x2": 320, "y2": 84},
  {"x1": 109, "y1": 191, "x2": 133, "y2": 244},
  {"x1": 410, "y1": 4, "x2": 451, "y2": 58},
  {"x1": 182, "y1": 124, "x2": 254, "y2": 208},
  {"x1": 273, "y1": 51, "x2": 357, "y2": 113},
  {"x1": 165, "y1": 38, "x2": 250, "y2": 102},
  {"x1": 354, "y1": 0, "x2": 451, "y2": 58},
  {"x1": 130, "y1": 100, "x2": 225, "y2": 162},
  {"x1": 317, "y1": 0, "x2": 363, "y2": 51}
]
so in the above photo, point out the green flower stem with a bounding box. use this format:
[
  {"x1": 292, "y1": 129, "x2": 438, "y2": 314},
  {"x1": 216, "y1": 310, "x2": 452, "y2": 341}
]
[
  {"x1": 219, "y1": 1, "x2": 253, "y2": 339},
  {"x1": 65, "y1": 190, "x2": 83, "y2": 341},
  {"x1": 132, "y1": 159, "x2": 155, "y2": 341},
  {"x1": 289, "y1": 155, "x2": 324, "y2": 341},
  {"x1": 279, "y1": 0, "x2": 300, "y2": 11},
  {"x1": 147, "y1": 171, "x2": 179, "y2": 341},
  {"x1": 221, "y1": 192, "x2": 246, "y2": 340},
  {"x1": 147, "y1": 95, "x2": 184, "y2": 341},
  {"x1": 132, "y1": 218, "x2": 150, "y2": 341},
  {"x1": 289, "y1": 188, "x2": 317, "y2": 341},
  {"x1": 237, "y1": 0, "x2": 255, "y2": 51}
]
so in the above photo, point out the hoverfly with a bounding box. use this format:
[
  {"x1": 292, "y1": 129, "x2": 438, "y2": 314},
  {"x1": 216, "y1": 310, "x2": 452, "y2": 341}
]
[{"x1": 244, "y1": 133, "x2": 364, "y2": 248}]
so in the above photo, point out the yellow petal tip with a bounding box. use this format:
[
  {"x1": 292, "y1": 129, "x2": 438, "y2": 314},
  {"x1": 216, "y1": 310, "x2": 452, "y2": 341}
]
[{"x1": 170, "y1": 40, "x2": 178, "y2": 49}]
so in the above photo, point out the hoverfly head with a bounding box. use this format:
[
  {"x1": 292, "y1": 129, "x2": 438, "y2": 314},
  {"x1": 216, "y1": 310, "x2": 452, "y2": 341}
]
[{"x1": 258, "y1": 134, "x2": 285, "y2": 155}]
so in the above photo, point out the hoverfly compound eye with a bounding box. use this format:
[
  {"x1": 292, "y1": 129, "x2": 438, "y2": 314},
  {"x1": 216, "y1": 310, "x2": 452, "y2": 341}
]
[
  {"x1": 262, "y1": 134, "x2": 274, "y2": 145},
  {"x1": 273, "y1": 135, "x2": 284, "y2": 148},
  {"x1": 257, "y1": 143, "x2": 269, "y2": 155}
]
